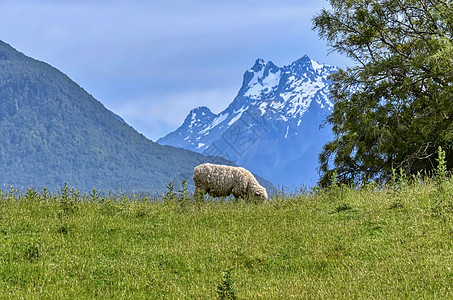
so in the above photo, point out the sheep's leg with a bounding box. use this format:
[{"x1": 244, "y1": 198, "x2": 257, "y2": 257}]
[
  {"x1": 231, "y1": 185, "x2": 243, "y2": 202},
  {"x1": 193, "y1": 188, "x2": 205, "y2": 201}
]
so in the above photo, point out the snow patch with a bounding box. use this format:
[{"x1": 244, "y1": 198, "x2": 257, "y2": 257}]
[
  {"x1": 270, "y1": 100, "x2": 285, "y2": 110},
  {"x1": 259, "y1": 102, "x2": 268, "y2": 115},
  {"x1": 278, "y1": 74, "x2": 329, "y2": 118},
  {"x1": 200, "y1": 113, "x2": 229, "y2": 134},
  {"x1": 189, "y1": 112, "x2": 197, "y2": 128},
  {"x1": 311, "y1": 59, "x2": 323, "y2": 73},
  {"x1": 212, "y1": 113, "x2": 229, "y2": 127},
  {"x1": 228, "y1": 106, "x2": 248, "y2": 126},
  {"x1": 262, "y1": 70, "x2": 281, "y2": 89},
  {"x1": 244, "y1": 83, "x2": 264, "y2": 99},
  {"x1": 244, "y1": 70, "x2": 281, "y2": 99}
]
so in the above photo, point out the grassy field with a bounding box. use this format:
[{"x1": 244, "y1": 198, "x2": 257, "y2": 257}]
[{"x1": 0, "y1": 179, "x2": 452, "y2": 299}]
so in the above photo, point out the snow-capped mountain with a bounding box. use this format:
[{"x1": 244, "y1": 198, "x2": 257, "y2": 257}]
[{"x1": 158, "y1": 55, "x2": 337, "y2": 187}]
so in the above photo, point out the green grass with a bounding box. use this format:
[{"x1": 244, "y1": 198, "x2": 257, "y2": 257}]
[{"x1": 0, "y1": 180, "x2": 452, "y2": 299}]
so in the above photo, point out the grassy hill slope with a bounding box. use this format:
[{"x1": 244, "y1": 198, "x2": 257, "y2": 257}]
[{"x1": 0, "y1": 179, "x2": 451, "y2": 299}]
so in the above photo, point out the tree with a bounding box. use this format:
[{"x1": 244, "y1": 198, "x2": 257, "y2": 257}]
[{"x1": 312, "y1": 0, "x2": 453, "y2": 186}]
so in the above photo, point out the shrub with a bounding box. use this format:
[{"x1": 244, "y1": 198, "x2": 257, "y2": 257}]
[{"x1": 216, "y1": 268, "x2": 237, "y2": 300}]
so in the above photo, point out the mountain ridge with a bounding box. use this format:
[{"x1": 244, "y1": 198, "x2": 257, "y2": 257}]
[
  {"x1": 0, "y1": 39, "x2": 261, "y2": 192},
  {"x1": 158, "y1": 56, "x2": 337, "y2": 187}
]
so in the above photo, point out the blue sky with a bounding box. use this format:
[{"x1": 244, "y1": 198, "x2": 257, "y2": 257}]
[{"x1": 0, "y1": 0, "x2": 350, "y2": 141}]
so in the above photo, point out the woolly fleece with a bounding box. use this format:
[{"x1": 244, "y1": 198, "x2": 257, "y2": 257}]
[{"x1": 193, "y1": 163, "x2": 268, "y2": 201}]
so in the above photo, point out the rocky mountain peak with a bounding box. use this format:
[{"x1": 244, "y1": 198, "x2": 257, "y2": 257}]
[{"x1": 251, "y1": 58, "x2": 266, "y2": 72}]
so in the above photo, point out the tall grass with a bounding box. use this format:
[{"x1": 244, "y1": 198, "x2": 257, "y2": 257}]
[{"x1": 0, "y1": 177, "x2": 452, "y2": 299}]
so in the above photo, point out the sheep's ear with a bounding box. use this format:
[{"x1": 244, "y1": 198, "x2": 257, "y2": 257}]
[{"x1": 255, "y1": 191, "x2": 260, "y2": 195}]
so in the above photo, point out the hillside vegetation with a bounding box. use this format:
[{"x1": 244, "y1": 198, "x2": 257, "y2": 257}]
[
  {"x1": 0, "y1": 176, "x2": 451, "y2": 299},
  {"x1": 0, "y1": 40, "x2": 236, "y2": 192}
]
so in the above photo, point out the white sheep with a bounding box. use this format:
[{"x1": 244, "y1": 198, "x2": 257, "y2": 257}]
[{"x1": 193, "y1": 163, "x2": 268, "y2": 201}]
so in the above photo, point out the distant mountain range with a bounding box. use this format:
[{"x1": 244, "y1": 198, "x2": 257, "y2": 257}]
[
  {"x1": 158, "y1": 56, "x2": 337, "y2": 187},
  {"x1": 0, "y1": 40, "x2": 272, "y2": 193}
]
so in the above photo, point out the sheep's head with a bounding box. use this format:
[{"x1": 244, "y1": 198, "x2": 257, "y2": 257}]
[{"x1": 254, "y1": 185, "x2": 268, "y2": 201}]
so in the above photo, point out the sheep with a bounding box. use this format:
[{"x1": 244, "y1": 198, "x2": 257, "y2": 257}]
[{"x1": 193, "y1": 163, "x2": 268, "y2": 201}]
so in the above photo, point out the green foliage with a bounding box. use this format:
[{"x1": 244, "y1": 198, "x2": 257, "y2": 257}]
[
  {"x1": 41, "y1": 187, "x2": 49, "y2": 200},
  {"x1": 334, "y1": 203, "x2": 352, "y2": 213},
  {"x1": 390, "y1": 168, "x2": 408, "y2": 192},
  {"x1": 59, "y1": 183, "x2": 77, "y2": 216},
  {"x1": 90, "y1": 188, "x2": 100, "y2": 202},
  {"x1": 435, "y1": 146, "x2": 448, "y2": 187},
  {"x1": 313, "y1": 0, "x2": 453, "y2": 186},
  {"x1": 216, "y1": 268, "x2": 237, "y2": 300},
  {"x1": 164, "y1": 181, "x2": 176, "y2": 202},
  {"x1": 23, "y1": 241, "x2": 42, "y2": 262},
  {"x1": 432, "y1": 147, "x2": 453, "y2": 216},
  {"x1": 178, "y1": 179, "x2": 189, "y2": 208},
  {"x1": 24, "y1": 188, "x2": 39, "y2": 202}
]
